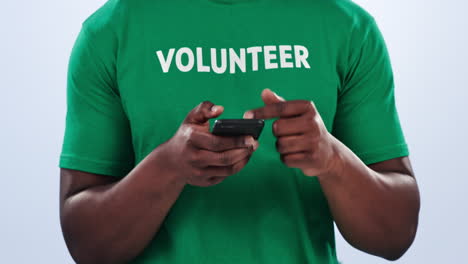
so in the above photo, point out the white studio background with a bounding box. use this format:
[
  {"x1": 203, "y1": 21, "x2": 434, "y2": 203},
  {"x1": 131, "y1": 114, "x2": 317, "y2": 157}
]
[{"x1": 0, "y1": 0, "x2": 466, "y2": 263}]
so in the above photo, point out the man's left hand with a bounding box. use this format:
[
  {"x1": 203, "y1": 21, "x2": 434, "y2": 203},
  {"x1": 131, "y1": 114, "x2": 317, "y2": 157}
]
[{"x1": 243, "y1": 88, "x2": 340, "y2": 177}]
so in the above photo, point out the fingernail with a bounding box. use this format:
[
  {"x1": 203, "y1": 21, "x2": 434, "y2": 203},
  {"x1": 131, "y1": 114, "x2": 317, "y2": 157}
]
[
  {"x1": 244, "y1": 136, "x2": 254, "y2": 147},
  {"x1": 243, "y1": 111, "x2": 254, "y2": 119},
  {"x1": 211, "y1": 105, "x2": 220, "y2": 112},
  {"x1": 273, "y1": 92, "x2": 284, "y2": 101}
]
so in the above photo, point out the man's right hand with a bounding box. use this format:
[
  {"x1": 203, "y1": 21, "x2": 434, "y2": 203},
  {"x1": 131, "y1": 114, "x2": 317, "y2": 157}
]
[{"x1": 158, "y1": 101, "x2": 259, "y2": 187}]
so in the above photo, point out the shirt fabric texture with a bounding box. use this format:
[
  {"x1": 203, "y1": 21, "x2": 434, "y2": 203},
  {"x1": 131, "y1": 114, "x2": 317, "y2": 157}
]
[{"x1": 59, "y1": 0, "x2": 409, "y2": 263}]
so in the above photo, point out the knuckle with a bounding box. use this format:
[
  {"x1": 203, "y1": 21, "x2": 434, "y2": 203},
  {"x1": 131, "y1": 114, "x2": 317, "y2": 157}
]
[
  {"x1": 197, "y1": 101, "x2": 214, "y2": 115},
  {"x1": 192, "y1": 168, "x2": 204, "y2": 178},
  {"x1": 185, "y1": 128, "x2": 196, "y2": 142},
  {"x1": 218, "y1": 152, "x2": 231, "y2": 165},
  {"x1": 186, "y1": 137, "x2": 193, "y2": 145},
  {"x1": 272, "y1": 120, "x2": 281, "y2": 135},
  {"x1": 274, "y1": 102, "x2": 286, "y2": 115},
  {"x1": 201, "y1": 100, "x2": 214, "y2": 108},
  {"x1": 187, "y1": 149, "x2": 199, "y2": 163},
  {"x1": 249, "y1": 110, "x2": 257, "y2": 119},
  {"x1": 186, "y1": 136, "x2": 195, "y2": 148},
  {"x1": 210, "y1": 137, "x2": 222, "y2": 150}
]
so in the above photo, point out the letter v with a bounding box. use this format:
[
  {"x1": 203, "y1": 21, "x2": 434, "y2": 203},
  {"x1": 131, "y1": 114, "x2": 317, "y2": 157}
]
[{"x1": 156, "y1": 48, "x2": 175, "y2": 73}]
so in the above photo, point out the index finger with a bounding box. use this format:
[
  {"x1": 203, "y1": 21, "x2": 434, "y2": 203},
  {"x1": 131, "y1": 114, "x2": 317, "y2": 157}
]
[{"x1": 245, "y1": 100, "x2": 314, "y2": 119}]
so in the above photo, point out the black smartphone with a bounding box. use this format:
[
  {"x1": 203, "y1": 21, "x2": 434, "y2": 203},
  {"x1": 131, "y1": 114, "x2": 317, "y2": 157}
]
[{"x1": 211, "y1": 119, "x2": 265, "y2": 140}]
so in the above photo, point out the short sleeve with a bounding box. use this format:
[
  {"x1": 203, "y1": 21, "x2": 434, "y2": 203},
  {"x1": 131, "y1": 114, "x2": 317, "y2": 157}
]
[
  {"x1": 58, "y1": 25, "x2": 135, "y2": 177},
  {"x1": 332, "y1": 16, "x2": 409, "y2": 165}
]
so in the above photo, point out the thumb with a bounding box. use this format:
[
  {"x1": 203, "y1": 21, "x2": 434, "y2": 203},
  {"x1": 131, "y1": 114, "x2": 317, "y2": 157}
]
[
  {"x1": 261, "y1": 88, "x2": 285, "y2": 105},
  {"x1": 184, "y1": 101, "x2": 224, "y2": 125}
]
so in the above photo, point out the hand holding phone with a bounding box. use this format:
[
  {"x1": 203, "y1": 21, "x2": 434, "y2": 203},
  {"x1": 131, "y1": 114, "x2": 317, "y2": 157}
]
[{"x1": 159, "y1": 102, "x2": 259, "y2": 187}]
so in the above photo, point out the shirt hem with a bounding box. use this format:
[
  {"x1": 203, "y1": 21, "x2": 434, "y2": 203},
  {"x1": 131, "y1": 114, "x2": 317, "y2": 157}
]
[
  {"x1": 59, "y1": 154, "x2": 133, "y2": 178},
  {"x1": 355, "y1": 143, "x2": 410, "y2": 165}
]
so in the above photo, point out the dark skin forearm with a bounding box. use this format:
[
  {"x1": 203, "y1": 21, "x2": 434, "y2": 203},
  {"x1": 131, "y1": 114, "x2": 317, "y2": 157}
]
[
  {"x1": 317, "y1": 138, "x2": 420, "y2": 260},
  {"x1": 60, "y1": 101, "x2": 258, "y2": 264},
  {"x1": 244, "y1": 88, "x2": 420, "y2": 260},
  {"x1": 60, "y1": 145, "x2": 186, "y2": 264}
]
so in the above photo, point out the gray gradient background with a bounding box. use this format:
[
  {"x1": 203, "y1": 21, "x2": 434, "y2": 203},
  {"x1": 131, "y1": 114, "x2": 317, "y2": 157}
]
[{"x1": 0, "y1": 0, "x2": 466, "y2": 263}]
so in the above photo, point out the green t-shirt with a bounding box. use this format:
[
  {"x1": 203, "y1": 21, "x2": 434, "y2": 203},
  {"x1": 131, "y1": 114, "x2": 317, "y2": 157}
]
[{"x1": 59, "y1": 0, "x2": 409, "y2": 263}]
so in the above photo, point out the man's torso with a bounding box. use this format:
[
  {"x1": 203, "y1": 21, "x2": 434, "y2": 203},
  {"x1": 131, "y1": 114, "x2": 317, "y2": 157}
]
[{"x1": 88, "y1": 0, "x2": 365, "y2": 262}]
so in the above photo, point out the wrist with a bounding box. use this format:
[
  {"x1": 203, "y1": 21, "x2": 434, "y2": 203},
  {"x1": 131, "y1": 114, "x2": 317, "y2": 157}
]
[
  {"x1": 317, "y1": 134, "x2": 346, "y2": 182},
  {"x1": 148, "y1": 142, "x2": 188, "y2": 187}
]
